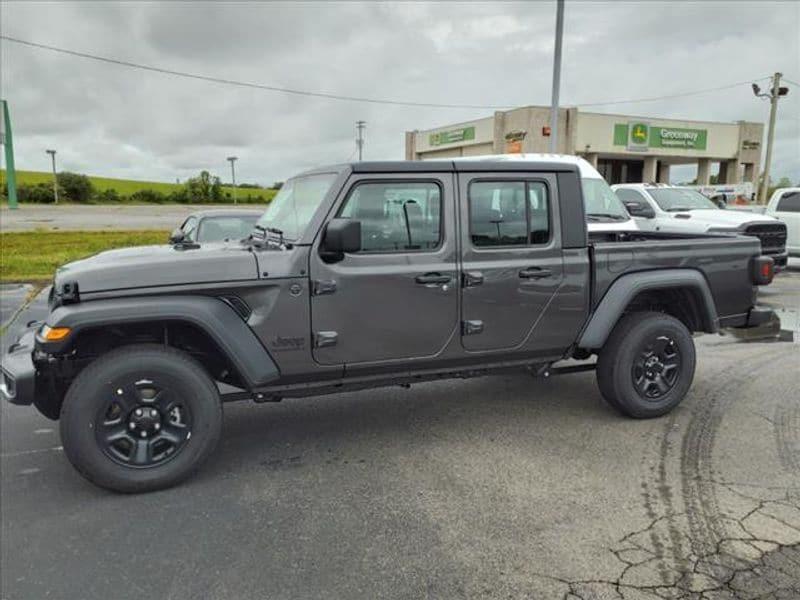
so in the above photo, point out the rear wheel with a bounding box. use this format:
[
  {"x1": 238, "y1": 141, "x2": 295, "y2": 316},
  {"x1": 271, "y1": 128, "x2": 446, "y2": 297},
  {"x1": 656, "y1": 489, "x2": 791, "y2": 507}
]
[
  {"x1": 597, "y1": 311, "x2": 696, "y2": 418},
  {"x1": 60, "y1": 344, "x2": 222, "y2": 493}
]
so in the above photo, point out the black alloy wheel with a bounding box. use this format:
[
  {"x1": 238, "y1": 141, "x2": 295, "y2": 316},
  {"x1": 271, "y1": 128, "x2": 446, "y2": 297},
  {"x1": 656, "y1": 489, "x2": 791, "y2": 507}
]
[
  {"x1": 631, "y1": 335, "x2": 681, "y2": 400},
  {"x1": 96, "y1": 379, "x2": 193, "y2": 468}
]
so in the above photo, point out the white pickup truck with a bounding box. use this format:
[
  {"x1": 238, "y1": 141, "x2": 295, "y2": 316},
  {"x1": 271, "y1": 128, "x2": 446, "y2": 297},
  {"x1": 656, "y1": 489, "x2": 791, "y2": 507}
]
[
  {"x1": 765, "y1": 187, "x2": 800, "y2": 257},
  {"x1": 613, "y1": 183, "x2": 788, "y2": 269}
]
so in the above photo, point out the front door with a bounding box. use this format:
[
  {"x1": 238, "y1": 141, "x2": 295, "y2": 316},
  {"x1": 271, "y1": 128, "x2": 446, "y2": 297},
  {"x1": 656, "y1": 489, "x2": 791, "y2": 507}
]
[
  {"x1": 310, "y1": 173, "x2": 459, "y2": 366},
  {"x1": 459, "y1": 173, "x2": 564, "y2": 353}
]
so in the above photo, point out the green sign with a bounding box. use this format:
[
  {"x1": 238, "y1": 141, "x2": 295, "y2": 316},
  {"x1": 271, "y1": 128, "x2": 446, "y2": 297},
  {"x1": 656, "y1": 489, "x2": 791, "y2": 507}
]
[
  {"x1": 429, "y1": 126, "x2": 475, "y2": 146},
  {"x1": 613, "y1": 122, "x2": 707, "y2": 151}
]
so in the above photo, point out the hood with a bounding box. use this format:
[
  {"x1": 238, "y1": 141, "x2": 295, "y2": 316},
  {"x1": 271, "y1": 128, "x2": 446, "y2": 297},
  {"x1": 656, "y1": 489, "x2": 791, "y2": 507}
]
[
  {"x1": 587, "y1": 218, "x2": 639, "y2": 233},
  {"x1": 54, "y1": 242, "x2": 259, "y2": 294},
  {"x1": 668, "y1": 209, "x2": 781, "y2": 229}
]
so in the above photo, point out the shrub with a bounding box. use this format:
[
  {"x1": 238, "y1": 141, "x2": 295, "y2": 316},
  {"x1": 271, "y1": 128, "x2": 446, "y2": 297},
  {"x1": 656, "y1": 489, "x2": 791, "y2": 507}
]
[
  {"x1": 130, "y1": 189, "x2": 166, "y2": 204},
  {"x1": 17, "y1": 183, "x2": 61, "y2": 203},
  {"x1": 56, "y1": 172, "x2": 94, "y2": 203},
  {"x1": 93, "y1": 188, "x2": 121, "y2": 203}
]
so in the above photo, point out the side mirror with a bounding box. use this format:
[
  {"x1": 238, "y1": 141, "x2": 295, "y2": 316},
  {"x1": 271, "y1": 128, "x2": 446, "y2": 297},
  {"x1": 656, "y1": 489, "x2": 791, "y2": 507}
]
[
  {"x1": 624, "y1": 201, "x2": 656, "y2": 219},
  {"x1": 321, "y1": 218, "x2": 361, "y2": 261},
  {"x1": 169, "y1": 228, "x2": 186, "y2": 244}
]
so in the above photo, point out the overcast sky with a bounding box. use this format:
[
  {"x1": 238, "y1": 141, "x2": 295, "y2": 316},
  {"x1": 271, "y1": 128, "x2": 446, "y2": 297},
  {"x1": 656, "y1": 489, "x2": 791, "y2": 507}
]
[{"x1": 1, "y1": 1, "x2": 798, "y2": 186}]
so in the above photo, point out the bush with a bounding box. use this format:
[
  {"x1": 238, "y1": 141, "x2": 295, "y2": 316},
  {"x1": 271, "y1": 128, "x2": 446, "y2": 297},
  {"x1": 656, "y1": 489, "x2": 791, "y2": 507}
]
[
  {"x1": 57, "y1": 172, "x2": 94, "y2": 203},
  {"x1": 92, "y1": 188, "x2": 121, "y2": 203},
  {"x1": 130, "y1": 189, "x2": 167, "y2": 204},
  {"x1": 17, "y1": 183, "x2": 61, "y2": 203}
]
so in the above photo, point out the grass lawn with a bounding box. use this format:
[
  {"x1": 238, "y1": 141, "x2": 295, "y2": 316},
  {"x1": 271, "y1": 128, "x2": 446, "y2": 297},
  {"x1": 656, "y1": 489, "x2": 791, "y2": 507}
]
[
  {"x1": 1, "y1": 169, "x2": 277, "y2": 203},
  {"x1": 1, "y1": 230, "x2": 169, "y2": 282}
]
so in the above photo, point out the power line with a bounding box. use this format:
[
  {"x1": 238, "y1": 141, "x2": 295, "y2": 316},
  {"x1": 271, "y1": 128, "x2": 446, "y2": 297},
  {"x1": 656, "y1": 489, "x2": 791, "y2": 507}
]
[
  {"x1": 0, "y1": 35, "x2": 510, "y2": 110},
  {"x1": 576, "y1": 77, "x2": 771, "y2": 108},
  {"x1": 783, "y1": 78, "x2": 799, "y2": 87},
  {"x1": 1, "y1": 35, "x2": 772, "y2": 111}
]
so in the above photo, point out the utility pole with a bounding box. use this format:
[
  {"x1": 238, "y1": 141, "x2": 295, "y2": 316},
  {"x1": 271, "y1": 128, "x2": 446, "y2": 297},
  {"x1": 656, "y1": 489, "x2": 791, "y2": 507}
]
[
  {"x1": 753, "y1": 73, "x2": 789, "y2": 203},
  {"x1": 227, "y1": 156, "x2": 238, "y2": 204},
  {"x1": 356, "y1": 120, "x2": 366, "y2": 161},
  {"x1": 549, "y1": 0, "x2": 565, "y2": 154},
  {"x1": 46, "y1": 149, "x2": 58, "y2": 204}
]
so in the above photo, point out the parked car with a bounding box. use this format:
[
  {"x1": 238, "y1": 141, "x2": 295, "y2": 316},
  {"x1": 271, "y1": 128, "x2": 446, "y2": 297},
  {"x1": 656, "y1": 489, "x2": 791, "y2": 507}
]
[
  {"x1": 764, "y1": 187, "x2": 800, "y2": 257},
  {"x1": 447, "y1": 154, "x2": 639, "y2": 233},
  {"x1": 2, "y1": 159, "x2": 775, "y2": 493},
  {"x1": 169, "y1": 209, "x2": 262, "y2": 244},
  {"x1": 613, "y1": 183, "x2": 788, "y2": 269}
]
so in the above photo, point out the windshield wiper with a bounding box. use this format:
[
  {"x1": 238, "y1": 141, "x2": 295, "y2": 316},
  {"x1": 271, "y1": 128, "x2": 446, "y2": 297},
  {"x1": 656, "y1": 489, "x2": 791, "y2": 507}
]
[
  {"x1": 587, "y1": 213, "x2": 627, "y2": 221},
  {"x1": 666, "y1": 207, "x2": 693, "y2": 212}
]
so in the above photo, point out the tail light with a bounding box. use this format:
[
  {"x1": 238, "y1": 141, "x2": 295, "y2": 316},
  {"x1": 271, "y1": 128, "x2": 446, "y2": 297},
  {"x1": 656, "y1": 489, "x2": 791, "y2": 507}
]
[{"x1": 751, "y1": 256, "x2": 774, "y2": 285}]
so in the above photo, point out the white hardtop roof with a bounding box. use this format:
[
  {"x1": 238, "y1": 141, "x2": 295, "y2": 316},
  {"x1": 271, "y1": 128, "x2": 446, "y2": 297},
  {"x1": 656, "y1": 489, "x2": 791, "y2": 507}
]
[{"x1": 450, "y1": 154, "x2": 603, "y2": 179}]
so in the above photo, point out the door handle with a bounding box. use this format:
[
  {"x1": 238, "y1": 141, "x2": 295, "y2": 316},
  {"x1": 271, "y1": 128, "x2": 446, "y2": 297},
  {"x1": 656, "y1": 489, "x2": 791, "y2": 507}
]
[
  {"x1": 519, "y1": 267, "x2": 552, "y2": 279},
  {"x1": 415, "y1": 272, "x2": 451, "y2": 286}
]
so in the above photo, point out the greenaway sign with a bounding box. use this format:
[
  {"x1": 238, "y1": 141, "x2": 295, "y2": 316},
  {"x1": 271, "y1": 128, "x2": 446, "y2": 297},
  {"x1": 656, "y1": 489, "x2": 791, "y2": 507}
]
[
  {"x1": 429, "y1": 126, "x2": 475, "y2": 147},
  {"x1": 613, "y1": 122, "x2": 708, "y2": 151}
]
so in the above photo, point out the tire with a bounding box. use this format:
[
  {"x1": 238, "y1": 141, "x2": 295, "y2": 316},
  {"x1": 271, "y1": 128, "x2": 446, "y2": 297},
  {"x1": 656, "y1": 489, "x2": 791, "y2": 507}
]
[
  {"x1": 596, "y1": 311, "x2": 696, "y2": 419},
  {"x1": 60, "y1": 344, "x2": 222, "y2": 493}
]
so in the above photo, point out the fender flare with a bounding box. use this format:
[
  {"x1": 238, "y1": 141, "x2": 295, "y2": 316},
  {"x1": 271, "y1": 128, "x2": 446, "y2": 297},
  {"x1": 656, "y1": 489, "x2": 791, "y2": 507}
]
[
  {"x1": 577, "y1": 269, "x2": 718, "y2": 350},
  {"x1": 40, "y1": 295, "x2": 280, "y2": 388}
]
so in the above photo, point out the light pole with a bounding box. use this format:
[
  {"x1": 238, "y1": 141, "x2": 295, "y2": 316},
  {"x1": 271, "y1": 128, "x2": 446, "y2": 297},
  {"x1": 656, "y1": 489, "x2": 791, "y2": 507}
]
[
  {"x1": 356, "y1": 121, "x2": 366, "y2": 161},
  {"x1": 46, "y1": 149, "x2": 58, "y2": 204},
  {"x1": 227, "y1": 156, "x2": 238, "y2": 204},
  {"x1": 549, "y1": 0, "x2": 565, "y2": 153},
  {"x1": 753, "y1": 73, "x2": 789, "y2": 204}
]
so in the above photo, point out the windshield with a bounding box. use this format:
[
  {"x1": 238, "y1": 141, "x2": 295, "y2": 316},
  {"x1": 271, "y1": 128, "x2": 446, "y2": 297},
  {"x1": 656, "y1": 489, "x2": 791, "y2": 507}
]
[
  {"x1": 255, "y1": 173, "x2": 338, "y2": 240},
  {"x1": 648, "y1": 188, "x2": 719, "y2": 211},
  {"x1": 582, "y1": 178, "x2": 630, "y2": 220},
  {"x1": 198, "y1": 215, "x2": 260, "y2": 243}
]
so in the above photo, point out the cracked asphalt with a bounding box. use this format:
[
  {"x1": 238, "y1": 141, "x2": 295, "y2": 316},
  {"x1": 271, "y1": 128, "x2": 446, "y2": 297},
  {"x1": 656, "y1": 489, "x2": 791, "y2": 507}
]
[{"x1": 1, "y1": 268, "x2": 798, "y2": 600}]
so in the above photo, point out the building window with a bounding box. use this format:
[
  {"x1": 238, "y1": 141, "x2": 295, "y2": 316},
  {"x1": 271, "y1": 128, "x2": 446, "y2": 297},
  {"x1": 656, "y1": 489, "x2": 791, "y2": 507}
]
[
  {"x1": 339, "y1": 181, "x2": 442, "y2": 252},
  {"x1": 469, "y1": 180, "x2": 550, "y2": 247}
]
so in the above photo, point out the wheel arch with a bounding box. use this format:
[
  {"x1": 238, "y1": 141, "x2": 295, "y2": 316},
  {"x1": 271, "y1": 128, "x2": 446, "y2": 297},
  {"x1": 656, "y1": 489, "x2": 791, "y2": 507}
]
[
  {"x1": 578, "y1": 269, "x2": 718, "y2": 351},
  {"x1": 40, "y1": 295, "x2": 280, "y2": 389}
]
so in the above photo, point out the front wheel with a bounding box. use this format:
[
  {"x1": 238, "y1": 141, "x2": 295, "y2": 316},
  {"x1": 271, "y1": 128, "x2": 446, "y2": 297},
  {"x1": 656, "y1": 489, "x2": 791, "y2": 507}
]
[
  {"x1": 596, "y1": 311, "x2": 696, "y2": 419},
  {"x1": 60, "y1": 344, "x2": 222, "y2": 493}
]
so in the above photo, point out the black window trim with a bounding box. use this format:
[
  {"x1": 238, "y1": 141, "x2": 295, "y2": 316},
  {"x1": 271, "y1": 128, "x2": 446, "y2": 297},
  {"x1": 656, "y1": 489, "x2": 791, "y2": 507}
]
[
  {"x1": 466, "y1": 177, "x2": 554, "y2": 251},
  {"x1": 335, "y1": 178, "x2": 445, "y2": 255}
]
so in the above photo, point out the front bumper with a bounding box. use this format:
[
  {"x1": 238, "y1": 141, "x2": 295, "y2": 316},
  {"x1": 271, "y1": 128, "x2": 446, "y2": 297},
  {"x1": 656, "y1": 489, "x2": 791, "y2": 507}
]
[
  {"x1": 1, "y1": 329, "x2": 37, "y2": 406},
  {"x1": 766, "y1": 250, "x2": 788, "y2": 270}
]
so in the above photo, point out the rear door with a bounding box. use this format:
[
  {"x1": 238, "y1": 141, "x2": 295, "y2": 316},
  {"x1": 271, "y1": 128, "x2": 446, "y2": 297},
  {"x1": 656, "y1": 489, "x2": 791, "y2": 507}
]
[
  {"x1": 458, "y1": 172, "x2": 564, "y2": 352},
  {"x1": 309, "y1": 173, "x2": 459, "y2": 366}
]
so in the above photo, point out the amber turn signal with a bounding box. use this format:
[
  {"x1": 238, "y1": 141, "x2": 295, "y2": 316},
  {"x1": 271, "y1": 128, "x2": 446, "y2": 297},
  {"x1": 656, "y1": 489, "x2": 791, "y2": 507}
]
[{"x1": 41, "y1": 325, "x2": 71, "y2": 341}]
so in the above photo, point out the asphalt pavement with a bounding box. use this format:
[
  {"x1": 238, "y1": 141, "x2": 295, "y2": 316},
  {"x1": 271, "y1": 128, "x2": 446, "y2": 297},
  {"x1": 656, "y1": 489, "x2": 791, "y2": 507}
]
[{"x1": 1, "y1": 270, "x2": 799, "y2": 600}]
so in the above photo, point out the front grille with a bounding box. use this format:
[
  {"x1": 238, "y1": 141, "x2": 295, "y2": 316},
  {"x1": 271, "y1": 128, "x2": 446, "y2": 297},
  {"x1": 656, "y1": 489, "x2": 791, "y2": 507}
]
[{"x1": 744, "y1": 223, "x2": 787, "y2": 253}]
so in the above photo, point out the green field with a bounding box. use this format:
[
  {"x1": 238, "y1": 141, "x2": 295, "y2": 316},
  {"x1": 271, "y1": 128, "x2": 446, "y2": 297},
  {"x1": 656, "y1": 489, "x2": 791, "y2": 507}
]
[
  {"x1": 1, "y1": 169, "x2": 277, "y2": 203},
  {"x1": 1, "y1": 230, "x2": 169, "y2": 282}
]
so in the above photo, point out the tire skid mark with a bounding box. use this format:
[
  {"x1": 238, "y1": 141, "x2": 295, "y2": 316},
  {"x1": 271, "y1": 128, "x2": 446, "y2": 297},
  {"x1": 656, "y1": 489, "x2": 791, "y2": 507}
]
[
  {"x1": 775, "y1": 401, "x2": 800, "y2": 474},
  {"x1": 679, "y1": 351, "x2": 781, "y2": 555}
]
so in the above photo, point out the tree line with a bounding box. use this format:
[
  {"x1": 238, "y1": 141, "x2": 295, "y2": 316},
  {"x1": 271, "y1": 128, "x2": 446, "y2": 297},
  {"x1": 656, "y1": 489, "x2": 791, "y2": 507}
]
[{"x1": 2, "y1": 171, "x2": 281, "y2": 204}]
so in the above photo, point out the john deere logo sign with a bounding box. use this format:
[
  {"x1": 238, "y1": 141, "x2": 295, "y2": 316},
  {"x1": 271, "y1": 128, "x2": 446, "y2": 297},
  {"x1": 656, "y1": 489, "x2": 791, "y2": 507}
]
[
  {"x1": 429, "y1": 126, "x2": 475, "y2": 147},
  {"x1": 614, "y1": 122, "x2": 708, "y2": 151},
  {"x1": 630, "y1": 123, "x2": 649, "y2": 144}
]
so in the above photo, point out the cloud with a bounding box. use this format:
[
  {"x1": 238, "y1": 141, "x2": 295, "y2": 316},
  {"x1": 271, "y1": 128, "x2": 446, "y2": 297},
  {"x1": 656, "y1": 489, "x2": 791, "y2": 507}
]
[{"x1": 1, "y1": 0, "x2": 798, "y2": 186}]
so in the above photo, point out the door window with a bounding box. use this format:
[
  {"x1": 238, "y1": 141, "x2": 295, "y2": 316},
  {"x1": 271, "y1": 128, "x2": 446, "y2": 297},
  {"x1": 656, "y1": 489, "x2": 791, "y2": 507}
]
[
  {"x1": 777, "y1": 191, "x2": 800, "y2": 212},
  {"x1": 469, "y1": 181, "x2": 550, "y2": 247},
  {"x1": 181, "y1": 217, "x2": 199, "y2": 242},
  {"x1": 339, "y1": 181, "x2": 442, "y2": 252}
]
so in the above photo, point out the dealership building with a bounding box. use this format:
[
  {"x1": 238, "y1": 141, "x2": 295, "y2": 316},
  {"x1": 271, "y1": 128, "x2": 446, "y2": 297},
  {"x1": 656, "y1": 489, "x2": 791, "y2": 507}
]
[{"x1": 405, "y1": 106, "x2": 764, "y2": 186}]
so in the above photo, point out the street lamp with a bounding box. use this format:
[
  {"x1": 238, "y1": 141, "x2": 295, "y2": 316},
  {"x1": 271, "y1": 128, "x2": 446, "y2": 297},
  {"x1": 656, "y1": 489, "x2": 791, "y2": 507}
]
[
  {"x1": 46, "y1": 149, "x2": 58, "y2": 204},
  {"x1": 227, "y1": 156, "x2": 238, "y2": 204}
]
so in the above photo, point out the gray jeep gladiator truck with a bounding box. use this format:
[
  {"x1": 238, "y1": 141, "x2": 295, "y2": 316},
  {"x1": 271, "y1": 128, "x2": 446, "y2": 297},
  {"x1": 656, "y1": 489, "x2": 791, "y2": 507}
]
[{"x1": 1, "y1": 158, "x2": 776, "y2": 493}]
